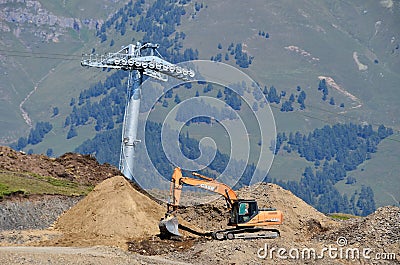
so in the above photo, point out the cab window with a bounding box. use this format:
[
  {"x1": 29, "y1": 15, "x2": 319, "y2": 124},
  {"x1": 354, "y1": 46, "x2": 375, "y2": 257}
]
[{"x1": 239, "y1": 202, "x2": 249, "y2": 215}]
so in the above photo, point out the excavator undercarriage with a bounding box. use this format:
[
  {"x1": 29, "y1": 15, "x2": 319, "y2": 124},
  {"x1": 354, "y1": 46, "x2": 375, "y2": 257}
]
[{"x1": 212, "y1": 227, "x2": 280, "y2": 240}]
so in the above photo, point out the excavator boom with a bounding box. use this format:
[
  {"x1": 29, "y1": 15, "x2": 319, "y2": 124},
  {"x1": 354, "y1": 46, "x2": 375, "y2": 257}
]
[{"x1": 168, "y1": 167, "x2": 238, "y2": 212}]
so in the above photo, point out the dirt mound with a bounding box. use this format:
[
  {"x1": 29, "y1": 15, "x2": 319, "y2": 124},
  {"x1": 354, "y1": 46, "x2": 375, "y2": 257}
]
[
  {"x1": 0, "y1": 146, "x2": 120, "y2": 186},
  {"x1": 318, "y1": 206, "x2": 400, "y2": 253},
  {"x1": 52, "y1": 176, "x2": 166, "y2": 249},
  {"x1": 239, "y1": 183, "x2": 337, "y2": 237},
  {"x1": 56, "y1": 153, "x2": 120, "y2": 185},
  {"x1": 178, "y1": 182, "x2": 337, "y2": 239}
]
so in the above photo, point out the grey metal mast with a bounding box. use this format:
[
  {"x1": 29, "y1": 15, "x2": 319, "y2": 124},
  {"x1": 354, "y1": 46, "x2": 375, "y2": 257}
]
[{"x1": 81, "y1": 42, "x2": 195, "y2": 180}]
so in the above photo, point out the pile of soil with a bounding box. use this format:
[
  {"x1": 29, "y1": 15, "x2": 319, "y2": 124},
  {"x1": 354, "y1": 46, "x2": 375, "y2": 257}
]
[
  {"x1": 239, "y1": 183, "x2": 338, "y2": 237},
  {"x1": 178, "y1": 182, "x2": 338, "y2": 239},
  {"x1": 52, "y1": 176, "x2": 166, "y2": 249},
  {"x1": 0, "y1": 146, "x2": 120, "y2": 186}
]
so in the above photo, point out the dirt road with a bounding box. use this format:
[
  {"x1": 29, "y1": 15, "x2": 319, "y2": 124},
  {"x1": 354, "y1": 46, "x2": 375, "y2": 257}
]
[{"x1": 0, "y1": 246, "x2": 192, "y2": 265}]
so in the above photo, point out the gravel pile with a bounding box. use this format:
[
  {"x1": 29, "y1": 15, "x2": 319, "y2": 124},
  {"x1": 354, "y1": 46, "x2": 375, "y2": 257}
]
[
  {"x1": 318, "y1": 206, "x2": 400, "y2": 247},
  {"x1": 0, "y1": 196, "x2": 81, "y2": 231}
]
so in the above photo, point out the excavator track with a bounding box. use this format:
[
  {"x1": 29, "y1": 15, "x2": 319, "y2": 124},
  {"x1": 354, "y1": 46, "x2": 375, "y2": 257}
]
[{"x1": 212, "y1": 227, "x2": 280, "y2": 240}]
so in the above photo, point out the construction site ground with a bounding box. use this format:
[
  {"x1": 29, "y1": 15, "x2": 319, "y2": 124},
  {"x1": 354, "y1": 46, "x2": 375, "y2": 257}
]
[{"x1": 0, "y1": 146, "x2": 399, "y2": 264}]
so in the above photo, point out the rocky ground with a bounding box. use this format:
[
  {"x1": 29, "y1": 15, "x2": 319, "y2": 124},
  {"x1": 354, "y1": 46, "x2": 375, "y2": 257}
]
[
  {"x1": 0, "y1": 195, "x2": 81, "y2": 231},
  {"x1": 0, "y1": 147, "x2": 399, "y2": 264}
]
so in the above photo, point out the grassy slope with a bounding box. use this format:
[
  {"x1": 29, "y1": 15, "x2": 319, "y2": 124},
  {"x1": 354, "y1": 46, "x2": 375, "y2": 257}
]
[
  {"x1": 18, "y1": 0, "x2": 146, "y2": 155},
  {"x1": 182, "y1": 0, "x2": 400, "y2": 126},
  {"x1": 335, "y1": 135, "x2": 400, "y2": 207},
  {"x1": 39, "y1": 0, "x2": 123, "y2": 19},
  {"x1": 0, "y1": 0, "x2": 399, "y2": 206},
  {"x1": 0, "y1": 0, "x2": 128, "y2": 143},
  {"x1": 177, "y1": 0, "x2": 400, "y2": 207},
  {"x1": 0, "y1": 171, "x2": 92, "y2": 198}
]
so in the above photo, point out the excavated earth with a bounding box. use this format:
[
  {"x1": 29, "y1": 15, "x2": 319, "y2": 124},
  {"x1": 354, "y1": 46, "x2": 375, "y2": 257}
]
[
  {"x1": 0, "y1": 147, "x2": 399, "y2": 264},
  {"x1": 51, "y1": 175, "x2": 166, "y2": 248},
  {"x1": 0, "y1": 146, "x2": 120, "y2": 186}
]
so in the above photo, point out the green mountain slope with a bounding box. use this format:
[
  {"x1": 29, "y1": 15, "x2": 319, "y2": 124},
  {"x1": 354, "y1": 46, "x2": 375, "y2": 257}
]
[{"x1": 0, "y1": 0, "x2": 399, "y2": 209}]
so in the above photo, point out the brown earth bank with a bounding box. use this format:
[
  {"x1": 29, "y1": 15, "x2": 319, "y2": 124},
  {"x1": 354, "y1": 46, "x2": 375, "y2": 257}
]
[
  {"x1": 0, "y1": 146, "x2": 120, "y2": 186},
  {"x1": 0, "y1": 147, "x2": 399, "y2": 264}
]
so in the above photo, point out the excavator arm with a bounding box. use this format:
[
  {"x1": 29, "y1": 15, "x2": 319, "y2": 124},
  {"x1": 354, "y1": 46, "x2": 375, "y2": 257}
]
[{"x1": 167, "y1": 167, "x2": 238, "y2": 212}]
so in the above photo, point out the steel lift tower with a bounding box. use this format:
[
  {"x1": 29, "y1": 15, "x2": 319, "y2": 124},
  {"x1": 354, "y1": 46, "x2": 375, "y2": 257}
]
[{"x1": 81, "y1": 42, "x2": 195, "y2": 180}]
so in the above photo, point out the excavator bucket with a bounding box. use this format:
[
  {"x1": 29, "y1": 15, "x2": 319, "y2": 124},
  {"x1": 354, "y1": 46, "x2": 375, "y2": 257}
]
[{"x1": 159, "y1": 215, "x2": 181, "y2": 238}]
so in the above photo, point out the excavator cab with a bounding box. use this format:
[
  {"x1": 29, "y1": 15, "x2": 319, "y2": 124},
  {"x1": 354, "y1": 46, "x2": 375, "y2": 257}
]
[{"x1": 229, "y1": 200, "x2": 258, "y2": 225}]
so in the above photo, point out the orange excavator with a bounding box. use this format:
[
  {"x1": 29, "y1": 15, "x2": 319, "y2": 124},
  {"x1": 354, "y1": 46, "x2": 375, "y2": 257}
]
[{"x1": 159, "y1": 167, "x2": 283, "y2": 240}]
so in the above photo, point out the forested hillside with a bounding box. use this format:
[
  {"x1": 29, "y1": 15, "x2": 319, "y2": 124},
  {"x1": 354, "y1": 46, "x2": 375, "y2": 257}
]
[{"x1": 2, "y1": 0, "x2": 399, "y2": 215}]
